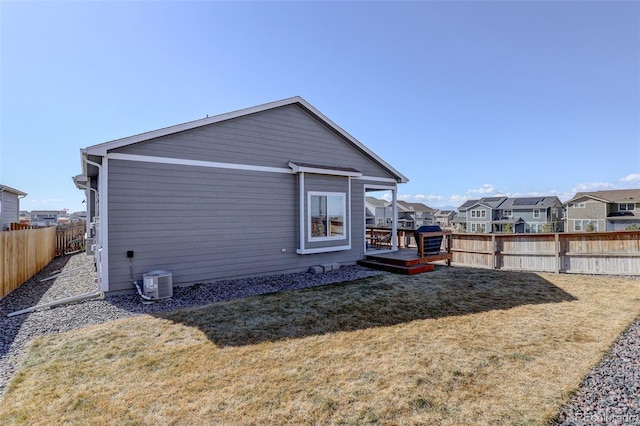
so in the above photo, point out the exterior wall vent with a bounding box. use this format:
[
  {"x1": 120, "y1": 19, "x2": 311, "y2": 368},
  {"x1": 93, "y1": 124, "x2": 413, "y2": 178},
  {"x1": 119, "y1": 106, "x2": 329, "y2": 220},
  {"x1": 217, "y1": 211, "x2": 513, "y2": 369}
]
[{"x1": 142, "y1": 270, "x2": 173, "y2": 300}]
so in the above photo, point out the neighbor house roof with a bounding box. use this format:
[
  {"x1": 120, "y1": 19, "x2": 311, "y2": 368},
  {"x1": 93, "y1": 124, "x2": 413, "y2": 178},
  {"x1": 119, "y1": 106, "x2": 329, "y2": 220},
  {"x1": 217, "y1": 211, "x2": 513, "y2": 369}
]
[
  {"x1": 434, "y1": 210, "x2": 455, "y2": 217},
  {"x1": 457, "y1": 199, "x2": 480, "y2": 211},
  {"x1": 397, "y1": 200, "x2": 435, "y2": 212},
  {"x1": 82, "y1": 96, "x2": 408, "y2": 183},
  {"x1": 365, "y1": 196, "x2": 389, "y2": 207},
  {"x1": 463, "y1": 196, "x2": 508, "y2": 210},
  {"x1": 0, "y1": 185, "x2": 27, "y2": 197},
  {"x1": 567, "y1": 189, "x2": 640, "y2": 205},
  {"x1": 500, "y1": 196, "x2": 562, "y2": 210}
]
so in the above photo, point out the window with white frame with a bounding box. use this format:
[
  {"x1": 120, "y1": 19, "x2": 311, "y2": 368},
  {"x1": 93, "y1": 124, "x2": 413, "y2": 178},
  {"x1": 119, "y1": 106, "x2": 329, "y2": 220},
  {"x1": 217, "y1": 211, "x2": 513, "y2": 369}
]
[
  {"x1": 619, "y1": 203, "x2": 636, "y2": 211},
  {"x1": 309, "y1": 192, "x2": 346, "y2": 241},
  {"x1": 571, "y1": 202, "x2": 586, "y2": 208},
  {"x1": 471, "y1": 209, "x2": 487, "y2": 218},
  {"x1": 574, "y1": 219, "x2": 598, "y2": 232},
  {"x1": 503, "y1": 210, "x2": 512, "y2": 217},
  {"x1": 471, "y1": 223, "x2": 487, "y2": 233}
]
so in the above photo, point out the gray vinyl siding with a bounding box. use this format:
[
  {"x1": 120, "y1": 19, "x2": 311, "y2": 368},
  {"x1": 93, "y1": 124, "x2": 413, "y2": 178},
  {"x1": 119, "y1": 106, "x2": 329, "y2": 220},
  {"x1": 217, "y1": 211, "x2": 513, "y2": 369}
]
[
  {"x1": 0, "y1": 192, "x2": 19, "y2": 231},
  {"x1": 567, "y1": 200, "x2": 607, "y2": 232},
  {"x1": 112, "y1": 104, "x2": 393, "y2": 179},
  {"x1": 102, "y1": 104, "x2": 399, "y2": 292},
  {"x1": 106, "y1": 159, "x2": 369, "y2": 292}
]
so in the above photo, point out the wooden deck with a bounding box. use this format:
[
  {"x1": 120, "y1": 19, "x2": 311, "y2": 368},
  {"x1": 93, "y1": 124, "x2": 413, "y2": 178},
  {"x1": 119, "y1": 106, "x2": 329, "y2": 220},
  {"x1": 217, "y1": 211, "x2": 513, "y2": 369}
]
[
  {"x1": 359, "y1": 249, "x2": 452, "y2": 275},
  {"x1": 359, "y1": 230, "x2": 453, "y2": 275}
]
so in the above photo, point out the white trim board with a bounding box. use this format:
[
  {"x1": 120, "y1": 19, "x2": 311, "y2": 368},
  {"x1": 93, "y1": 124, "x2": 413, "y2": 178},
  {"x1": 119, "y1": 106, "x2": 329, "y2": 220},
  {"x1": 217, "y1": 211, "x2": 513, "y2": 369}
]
[{"x1": 107, "y1": 153, "x2": 392, "y2": 182}]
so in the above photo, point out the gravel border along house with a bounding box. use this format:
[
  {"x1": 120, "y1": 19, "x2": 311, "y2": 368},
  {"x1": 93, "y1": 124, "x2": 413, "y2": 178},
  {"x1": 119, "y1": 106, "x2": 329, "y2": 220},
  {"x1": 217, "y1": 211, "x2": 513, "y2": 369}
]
[{"x1": 1, "y1": 253, "x2": 639, "y2": 424}]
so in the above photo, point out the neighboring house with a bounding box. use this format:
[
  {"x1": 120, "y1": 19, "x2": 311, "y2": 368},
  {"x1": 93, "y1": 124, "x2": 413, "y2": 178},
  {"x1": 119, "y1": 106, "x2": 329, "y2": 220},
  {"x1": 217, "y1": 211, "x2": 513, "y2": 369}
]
[
  {"x1": 0, "y1": 185, "x2": 27, "y2": 231},
  {"x1": 451, "y1": 199, "x2": 478, "y2": 232},
  {"x1": 75, "y1": 97, "x2": 408, "y2": 294},
  {"x1": 30, "y1": 210, "x2": 63, "y2": 227},
  {"x1": 434, "y1": 209, "x2": 456, "y2": 229},
  {"x1": 497, "y1": 196, "x2": 564, "y2": 233},
  {"x1": 365, "y1": 196, "x2": 393, "y2": 227},
  {"x1": 454, "y1": 196, "x2": 564, "y2": 233},
  {"x1": 397, "y1": 201, "x2": 415, "y2": 229},
  {"x1": 465, "y1": 197, "x2": 508, "y2": 233},
  {"x1": 565, "y1": 189, "x2": 640, "y2": 232},
  {"x1": 397, "y1": 201, "x2": 435, "y2": 229},
  {"x1": 365, "y1": 197, "x2": 435, "y2": 230}
]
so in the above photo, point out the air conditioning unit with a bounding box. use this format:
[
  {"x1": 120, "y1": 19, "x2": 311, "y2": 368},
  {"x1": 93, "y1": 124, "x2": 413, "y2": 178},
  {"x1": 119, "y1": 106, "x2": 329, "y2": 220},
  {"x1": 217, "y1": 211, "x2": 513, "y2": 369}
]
[{"x1": 142, "y1": 270, "x2": 173, "y2": 300}]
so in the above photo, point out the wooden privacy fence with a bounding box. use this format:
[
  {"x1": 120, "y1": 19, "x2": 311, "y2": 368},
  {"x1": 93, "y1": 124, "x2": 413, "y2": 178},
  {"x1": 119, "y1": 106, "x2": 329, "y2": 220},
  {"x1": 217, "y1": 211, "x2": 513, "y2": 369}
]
[
  {"x1": 452, "y1": 231, "x2": 640, "y2": 275},
  {"x1": 1, "y1": 227, "x2": 57, "y2": 299},
  {"x1": 56, "y1": 221, "x2": 86, "y2": 256}
]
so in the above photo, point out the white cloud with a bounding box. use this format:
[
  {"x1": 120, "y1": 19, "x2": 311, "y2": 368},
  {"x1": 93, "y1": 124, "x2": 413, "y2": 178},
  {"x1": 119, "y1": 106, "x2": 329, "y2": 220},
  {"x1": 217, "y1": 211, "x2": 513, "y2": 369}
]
[
  {"x1": 620, "y1": 173, "x2": 640, "y2": 183},
  {"x1": 571, "y1": 182, "x2": 616, "y2": 193},
  {"x1": 467, "y1": 184, "x2": 497, "y2": 195}
]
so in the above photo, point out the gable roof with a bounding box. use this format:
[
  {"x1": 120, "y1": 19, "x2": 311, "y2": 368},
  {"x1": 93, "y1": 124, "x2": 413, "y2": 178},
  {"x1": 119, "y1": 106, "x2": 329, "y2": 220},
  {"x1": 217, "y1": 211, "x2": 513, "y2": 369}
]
[
  {"x1": 397, "y1": 200, "x2": 435, "y2": 212},
  {"x1": 567, "y1": 189, "x2": 640, "y2": 205},
  {"x1": 83, "y1": 96, "x2": 408, "y2": 183},
  {"x1": 463, "y1": 196, "x2": 508, "y2": 210}
]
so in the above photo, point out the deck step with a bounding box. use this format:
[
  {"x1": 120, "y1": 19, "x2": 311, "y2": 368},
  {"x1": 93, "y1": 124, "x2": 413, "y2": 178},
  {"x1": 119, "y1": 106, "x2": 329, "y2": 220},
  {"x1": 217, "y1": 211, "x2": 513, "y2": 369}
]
[
  {"x1": 364, "y1": 252, "x2": 429, "y2": 267},
  {"x1": 358, "y1": 259, "x2": 436, "y2": 275}
]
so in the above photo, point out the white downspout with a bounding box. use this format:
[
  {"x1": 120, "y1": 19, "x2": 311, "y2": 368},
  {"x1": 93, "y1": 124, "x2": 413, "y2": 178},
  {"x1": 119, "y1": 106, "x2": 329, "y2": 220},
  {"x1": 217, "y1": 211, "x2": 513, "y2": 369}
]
[
  {"x1": 85, "y1": 158, "x2": 106, "y2": 292},
  {"x1": 298, "y1": 172, "x2": 305, "y2": 254}
]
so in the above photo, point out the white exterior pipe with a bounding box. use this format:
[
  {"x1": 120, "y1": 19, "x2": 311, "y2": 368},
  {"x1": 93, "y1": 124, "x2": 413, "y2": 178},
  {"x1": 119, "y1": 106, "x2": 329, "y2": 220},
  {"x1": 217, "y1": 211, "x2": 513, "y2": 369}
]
[{"x1": 7, "y1": 291, "x2": 103, "y2": 317}]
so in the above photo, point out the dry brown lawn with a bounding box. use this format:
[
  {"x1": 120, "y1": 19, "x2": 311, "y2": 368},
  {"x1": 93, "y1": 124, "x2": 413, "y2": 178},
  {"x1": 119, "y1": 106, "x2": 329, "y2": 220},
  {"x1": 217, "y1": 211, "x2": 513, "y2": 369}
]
[{"x1": 1, "y1": 267, "x2": 640, "y2": 425}]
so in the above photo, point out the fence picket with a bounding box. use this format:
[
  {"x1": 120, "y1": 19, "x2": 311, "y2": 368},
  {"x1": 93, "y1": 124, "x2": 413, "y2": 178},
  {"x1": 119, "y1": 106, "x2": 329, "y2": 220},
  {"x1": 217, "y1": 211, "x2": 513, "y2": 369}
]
[
  {"x1": 452, "y1": 231, "x2": 640, "y2": 275},
  {"x1": 0, "y1": 221, "x2": 86, "y2": 299}
]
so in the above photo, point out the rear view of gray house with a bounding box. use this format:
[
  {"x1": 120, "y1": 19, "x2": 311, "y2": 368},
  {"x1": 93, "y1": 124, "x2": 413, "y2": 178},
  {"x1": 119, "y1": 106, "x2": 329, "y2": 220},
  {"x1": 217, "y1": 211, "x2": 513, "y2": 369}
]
[{"x1": 75, "y1": 97, "x2": 408, "y2": 294}]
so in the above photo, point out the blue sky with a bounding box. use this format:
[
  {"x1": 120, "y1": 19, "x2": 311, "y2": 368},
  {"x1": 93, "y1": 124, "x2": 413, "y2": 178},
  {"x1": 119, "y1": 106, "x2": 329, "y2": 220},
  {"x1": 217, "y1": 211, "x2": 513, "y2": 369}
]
[{"x1": 2, "y1": 1, "x2": 639, "y2": 213}]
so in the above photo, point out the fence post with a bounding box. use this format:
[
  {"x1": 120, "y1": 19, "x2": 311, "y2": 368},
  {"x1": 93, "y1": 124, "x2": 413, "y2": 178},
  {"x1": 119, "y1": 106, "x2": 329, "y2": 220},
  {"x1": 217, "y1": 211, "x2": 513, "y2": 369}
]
[
  {"x1": 555, "y1": 233, "x2": 560, "y2": 273},
  {"x1": 492, "y1": 234, "x2": 497, "y2": 269}
]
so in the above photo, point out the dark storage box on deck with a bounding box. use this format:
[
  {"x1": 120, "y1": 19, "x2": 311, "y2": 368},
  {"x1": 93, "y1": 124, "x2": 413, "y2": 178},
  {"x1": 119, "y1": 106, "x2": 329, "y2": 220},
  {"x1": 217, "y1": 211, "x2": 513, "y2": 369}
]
[{"x1": 414, "y1": 225, "x2": 443, "y2": 255}]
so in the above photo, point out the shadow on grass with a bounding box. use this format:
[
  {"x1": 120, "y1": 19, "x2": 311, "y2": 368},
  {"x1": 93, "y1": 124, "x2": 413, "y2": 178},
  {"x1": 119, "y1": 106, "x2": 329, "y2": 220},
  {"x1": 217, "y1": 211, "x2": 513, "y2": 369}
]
[
  {"x1": 159, "y1": 267, "x2": 577, "y2": 348},
  {"x1": 0, "y1": 255, "x2": 74, "y2": 358}
]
